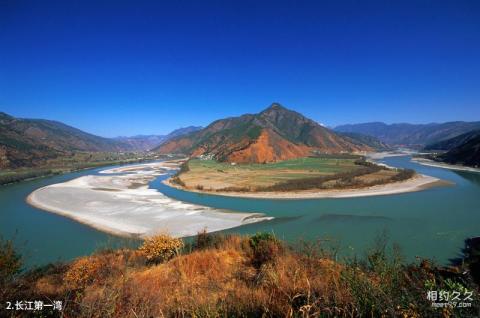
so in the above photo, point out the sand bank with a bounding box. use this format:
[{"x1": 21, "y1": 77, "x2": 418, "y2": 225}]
[
  {"x1": 164, "y1": 173, "x2": 448, "y2": 200},
  {"x1": 366, "y1": 151, "x2": 416, "y2": 160},
  {"x1": 27, "y1": 161, "x2": 272, "y2": 238},
  {"x1": 412, "y1": 158, "x2": 480, "y2": 173}
]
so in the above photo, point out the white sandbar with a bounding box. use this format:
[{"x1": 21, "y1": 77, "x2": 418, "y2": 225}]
[
  {"x1": 27, "y1": 161, "x2": 272, "y2": 238},
  {"x1": 412, "y1": 158, "x2": 480, "y2": 173}
]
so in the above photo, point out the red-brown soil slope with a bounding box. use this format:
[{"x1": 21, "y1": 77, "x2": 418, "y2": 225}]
[{"x1": 154, "y1": 103, "x2": 373, "y2": 163}]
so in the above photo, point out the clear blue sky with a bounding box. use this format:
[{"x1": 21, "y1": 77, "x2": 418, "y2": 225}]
[{"x1": 1, "y1": 0, "x2": 479, "y2": 137}]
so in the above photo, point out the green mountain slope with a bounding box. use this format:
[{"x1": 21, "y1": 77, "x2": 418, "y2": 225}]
[
  {"x1": 0, "y1": 112, "x2": 133, "y2": 168},
  {"x1": 436, "y1": 133, "x2": 480, "y2": 167},
  {"x1": 154, "y1": 103, "x2": 372, "y2": 163},
  {"x1": 425, "y1": 130, "x2": 480, "y2": 151}
]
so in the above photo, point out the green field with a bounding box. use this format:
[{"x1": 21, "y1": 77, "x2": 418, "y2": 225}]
[
  {"x1": 175, "y1": 156, "x2": 386, "y2": 191},
  {"x1": 189, "y1": 156, "x2": 360, "y2": 174}
]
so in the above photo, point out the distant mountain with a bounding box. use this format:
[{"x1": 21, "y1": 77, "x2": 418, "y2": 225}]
[
  {"x1": 425, "y1": 130, "x2": 480, "y2": 151},
  {"x1": 336, "y1": 132, "x2": 391, "y2": 151},
  {"x1": 115, "y1": 126, "x2": 202, "y2": 151},
  {"x1": 437, "y1": 133, "x2": 480, "y2": 167},
  {"x1": 154, "y1": 103, "x2": 372, "y2": 163},
  {"x1": 0, "y1": 112, "x2": 133, "y2": 168},
  {"x1": 114, "y1": 135, "x2": 167, "y2": 151},
  {"x1": 166, "y1": 126, "x2": 203, "y2": 139},
  {"x1": 335, "y1": 121, "x2": 480, "y2": 147}
]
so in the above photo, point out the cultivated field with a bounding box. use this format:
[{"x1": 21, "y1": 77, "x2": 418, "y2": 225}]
[{"x1": 174, "y1": 156, "x2": 410, "y2": 192}]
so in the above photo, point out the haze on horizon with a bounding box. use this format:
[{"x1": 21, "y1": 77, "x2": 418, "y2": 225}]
[{"x1": 1, "y1": 0, "x2": 479, "y2": 138}]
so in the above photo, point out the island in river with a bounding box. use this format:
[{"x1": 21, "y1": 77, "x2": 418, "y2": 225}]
[
  {"x1": 164, "y1": 154, "x2": 447, "y2": 200},
  {"x1": 26, "y1": 154, "x2": 447, "y2": 239},
  {"x1": 26, "y1": 160, "x2": 272, "y2": 238}
]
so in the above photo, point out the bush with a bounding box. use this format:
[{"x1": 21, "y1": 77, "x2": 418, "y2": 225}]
[
  {"x1": 217, "y1": 186, "x2": 252, "y2": 192},
  {"x1": 249, "y1": 232, "x2": 276, "y2": 249},
  {"x1": 179, "y1": 161, "x2": 190, "y2": 173},
  {"x1": 390, "y1": 168, "x2": 415, "y2": 182},
  {"x1": 0, "y1": 236, "x2": 22, "y2": 284},
  {"x1": 192, "y1": 229, "x2": 228, "y2": 251},
  {"x1": 171, "y1": 176, "x2": 186, "y2": 187},
  {"x1": 139, "y1": 234, "x2": 184, "y2": 264},
  {"x1": 64, "y1": 257, "x2": 106, "y2": 289},
  {"x1": 249, "y1": 232, "x2": 282, "y2": 267}
]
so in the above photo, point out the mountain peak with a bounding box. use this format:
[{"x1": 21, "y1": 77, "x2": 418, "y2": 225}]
[
  {"x1": 261, "y1": 103, "x2": 288, "y2": 113},
  {"x1": 156, "y1": 104, "x2": 372, "y2": 162}
]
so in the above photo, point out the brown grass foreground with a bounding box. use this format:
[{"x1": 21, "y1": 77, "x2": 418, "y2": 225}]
[{"x1": 1, "y1": 232, "x2": 480, "y2": 317}]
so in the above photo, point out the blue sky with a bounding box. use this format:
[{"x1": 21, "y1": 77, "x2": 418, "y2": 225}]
[{"x1": 1, "y1": 0, "x2": 479, "y2": 137}]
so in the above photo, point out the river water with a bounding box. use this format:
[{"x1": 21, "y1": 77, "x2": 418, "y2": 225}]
[{"x1": 1, "y1": 156, "x2": 479, "y2": 268}]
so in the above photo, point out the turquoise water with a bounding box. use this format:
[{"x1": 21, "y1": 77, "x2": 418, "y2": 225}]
[
  {"x1": 1, "y1": 156, "x2": 479, "y2": 268},
  {"x1": 0, "y1": 166, "x2": 138, "y2": 268},
  {"x1": 152, "y1": 156, "x2": 480, "y2": 264}
]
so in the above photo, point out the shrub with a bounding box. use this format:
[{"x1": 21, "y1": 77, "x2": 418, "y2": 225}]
[
  {"x1": 63, "y1": 250, "x2": 133, "y2": 290},
  {"x1": 249, "y1": 232, "x2": 282, "y2": 267},
  {"x1": 249, "y1": 232, "x2": 277, "y2": 250},
  {"x1": 179, "y1": 161, "x2": 190, "y2": 173},
  {"x1": 0, "y1": 236, "x2": 22, "y2": 284},
  {"x1": 139, "y1": 234, "x2": 184, "y2": 264},
  {"x1": 390, "y1": 168, "x2": 415, "y2": 182},
  {"x1": 192, "y1": 229, "x2": 228, "y2": 251},
  {"x1": 453, "y1": 237, "x2": 480, "y2": 285},
  {"x1": 217, "y1": 186, "x2": 252, "y2": 192},
  {"x1": 171, "y1": 176, "x2": 186, "y2": 187},
  {"x1": 64, "y1": 257, "x2": 106, "y2": 289}
]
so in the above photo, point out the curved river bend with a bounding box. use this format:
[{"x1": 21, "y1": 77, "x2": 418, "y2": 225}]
[{"x1": 1, "y1": 156, "x2": 479, "y2": 268}]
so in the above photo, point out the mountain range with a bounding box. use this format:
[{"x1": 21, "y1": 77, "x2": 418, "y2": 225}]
[
  {"x1": 114, "y1": 126, "x2": 202, "y2": 151},
  {"x1": 0, "y1": 112, "x2": 129, "y2": 168},
  {"x1": 154, "y1": 103, "x2": 374, "y2": 163},
  {"x1": 0, "y1": 112, "x2": 197, "y2": 169},
  {"x1": 335, "y1": 121, "x2": 480, "y2": 147},
  {"x1": 3, "y1": 105, "x2": 479, "y2": 169}
]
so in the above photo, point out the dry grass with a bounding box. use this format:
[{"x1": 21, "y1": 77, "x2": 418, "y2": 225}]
[
  {"x1": 3, "y1": 233, "x2": 479, "y2": 317},
  {"x1": 139, "y1": 234, "x2": 184, "y2": 264}
]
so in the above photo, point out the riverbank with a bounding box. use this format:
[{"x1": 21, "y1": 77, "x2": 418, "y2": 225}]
[
  {"x1": 26, "y1": 161, "x2": 272, "y2": 238},
  {"x1": 163, "y1": 173, "x2": 448, "y2": 199},
  {"x1": 0, "y1": 156, "x2": 165, "y2": 187},
  {"x1": 366, "y1": 151, "x2": 417, "y2": 160},
  {"x1": 412, "y1": 157, "x2": 480, "y2": 173}
]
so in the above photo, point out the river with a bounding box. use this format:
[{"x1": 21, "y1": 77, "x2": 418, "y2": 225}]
[{"x1": 1, "y1": 156, "x2": 479, "y2": 268}]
